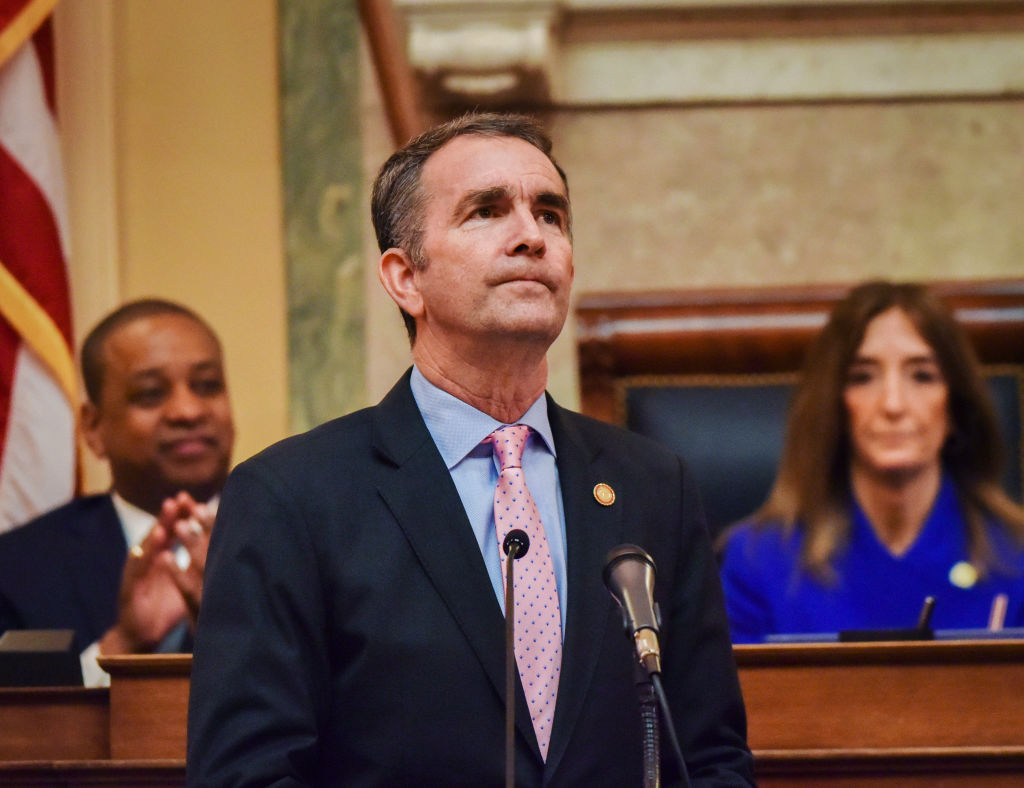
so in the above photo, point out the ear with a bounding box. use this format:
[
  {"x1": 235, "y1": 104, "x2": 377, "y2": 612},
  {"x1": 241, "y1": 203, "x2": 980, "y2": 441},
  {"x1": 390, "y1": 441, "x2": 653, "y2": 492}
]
[
  {"x1": 79, "y1": 401, "x2": 107, "y2": 460},
  {"x1": 378, "y1": 247, "x2": 425, "y2": 320}
]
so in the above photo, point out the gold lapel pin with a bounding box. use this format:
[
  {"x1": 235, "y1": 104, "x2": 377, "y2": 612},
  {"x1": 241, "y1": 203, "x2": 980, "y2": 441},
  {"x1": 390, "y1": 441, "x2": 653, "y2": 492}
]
[
  {"x1": 949, "y1": 560, "x2": 978, "y2": 589},
  {"x1": 593, "y1": 483, "x2": 615, "y2": 506}
]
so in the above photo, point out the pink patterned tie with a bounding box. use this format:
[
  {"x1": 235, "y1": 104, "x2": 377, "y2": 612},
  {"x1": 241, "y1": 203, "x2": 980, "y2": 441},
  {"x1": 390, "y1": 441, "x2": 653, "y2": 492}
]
[{"x1": 486, "y1": 424, "x2": 562, "y2": 760}]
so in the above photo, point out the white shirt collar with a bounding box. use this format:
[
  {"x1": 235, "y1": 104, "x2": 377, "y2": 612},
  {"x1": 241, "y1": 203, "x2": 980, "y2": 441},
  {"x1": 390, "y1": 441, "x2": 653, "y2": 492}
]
[{"x1": 110, "y1": 491, "x2": 220, "y2": 548}]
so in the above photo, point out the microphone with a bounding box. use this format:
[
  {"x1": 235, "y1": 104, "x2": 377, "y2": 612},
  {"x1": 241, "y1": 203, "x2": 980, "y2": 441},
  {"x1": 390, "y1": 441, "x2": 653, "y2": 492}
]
[
  {"x1": 603, "y1": 544, "x2": 661, "y2": 675},
  {"x1": 503, "y1": 529, "x2": 530, "y2": 559}
]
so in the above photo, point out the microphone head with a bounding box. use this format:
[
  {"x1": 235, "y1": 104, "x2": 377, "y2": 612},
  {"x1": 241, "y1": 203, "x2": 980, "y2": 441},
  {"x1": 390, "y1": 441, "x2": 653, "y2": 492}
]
[
  {"x1": 503, "y1": 529, "x2": 530, "y2": 558},
  {"x1": 603, "y1": 544, "x2": 658, "y2": 633}
]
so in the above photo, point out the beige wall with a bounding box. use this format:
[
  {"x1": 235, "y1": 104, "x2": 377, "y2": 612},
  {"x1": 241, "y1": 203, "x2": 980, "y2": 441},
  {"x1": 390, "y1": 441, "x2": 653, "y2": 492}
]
[{"x1": 56, "y1": 1, "x2": 288, "y2": 491}]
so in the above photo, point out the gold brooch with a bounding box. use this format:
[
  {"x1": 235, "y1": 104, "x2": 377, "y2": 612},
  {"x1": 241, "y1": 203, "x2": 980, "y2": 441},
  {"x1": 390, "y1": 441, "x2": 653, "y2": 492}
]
[
  {"x1": 949, "y1": 561, "x2": 978, "y2": 589},
  {"x1": 593, "y1": 483, "x2": 615, "y2": 506}
]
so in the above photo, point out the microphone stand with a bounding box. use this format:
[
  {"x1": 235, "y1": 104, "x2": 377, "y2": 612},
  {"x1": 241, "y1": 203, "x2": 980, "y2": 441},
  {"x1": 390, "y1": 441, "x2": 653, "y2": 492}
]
[
  {"x1": 650, "y1": 671, "x2": 690, "y2": 788},
  {"x1": 502, "y1": 529, "x2": 530, "y2": 788},
  {"x1": 635, "y1": 662, "x2": 660, "y2": 788}
]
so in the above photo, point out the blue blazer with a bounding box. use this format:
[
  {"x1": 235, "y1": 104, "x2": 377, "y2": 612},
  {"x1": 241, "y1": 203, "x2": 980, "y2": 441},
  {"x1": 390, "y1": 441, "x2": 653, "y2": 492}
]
[
  {"x1": 187, "y1": 371, "x2": 753, "y2": 787},
  {"x1": 0, "y1": 495, "x2": 125, "y2": 653}
]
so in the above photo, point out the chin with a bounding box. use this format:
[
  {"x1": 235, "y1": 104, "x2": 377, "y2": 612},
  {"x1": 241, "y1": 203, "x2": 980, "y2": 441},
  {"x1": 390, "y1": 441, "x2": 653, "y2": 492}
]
[
  {"x1": 501, "y1": 311, "x2": 566, "y2": 338},
  {"x1": 868, "y1": 461, "x2": 938, "y2": 484},
  {"x1": 166, "y1": 466, "x2": 228, "y2": 496}
]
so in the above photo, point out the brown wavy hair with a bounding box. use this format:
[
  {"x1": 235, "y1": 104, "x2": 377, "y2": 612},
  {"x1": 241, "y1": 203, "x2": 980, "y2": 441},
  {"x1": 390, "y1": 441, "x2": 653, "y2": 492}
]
[{"x1": 749, "y1": 280, "x2": 1024, "y2": 580}]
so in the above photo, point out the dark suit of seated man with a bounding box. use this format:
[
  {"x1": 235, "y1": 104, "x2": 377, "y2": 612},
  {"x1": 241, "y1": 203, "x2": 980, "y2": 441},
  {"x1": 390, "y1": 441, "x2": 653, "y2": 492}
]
[
  {"x1": 0, "y1": 299, "x2": 235, "y2": 685},
  {"x1": 187, "y1": 113, "x2": 754, "y2": 786}
]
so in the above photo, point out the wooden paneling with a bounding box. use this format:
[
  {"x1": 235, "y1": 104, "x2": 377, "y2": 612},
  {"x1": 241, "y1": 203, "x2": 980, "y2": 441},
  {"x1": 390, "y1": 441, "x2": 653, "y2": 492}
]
[
  {"x1": 101, "y1": 656, "x2": 190, "y2": 761},
  {"x1": 0, "y1": 688, "x2": 108, "y2": 761},
  {"x1": 737, "y1": 640, "x2": 1024, "y2": 750},
  {"x1": 739, "y1": 640, "x2": 1024, "y2": 786}
]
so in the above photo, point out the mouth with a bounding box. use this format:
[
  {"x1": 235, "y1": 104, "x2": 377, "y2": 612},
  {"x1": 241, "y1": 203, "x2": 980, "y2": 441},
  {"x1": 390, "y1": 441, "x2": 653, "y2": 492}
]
[
  {"x1": 869, "y1": 432, "x2": 919, "y2": 449},
  {"x1": 162, "y1": 435, "x2": 219, "y2": 459},
  {"x1": 498, "y1": 275, "x2": 553, "y2": 291}
]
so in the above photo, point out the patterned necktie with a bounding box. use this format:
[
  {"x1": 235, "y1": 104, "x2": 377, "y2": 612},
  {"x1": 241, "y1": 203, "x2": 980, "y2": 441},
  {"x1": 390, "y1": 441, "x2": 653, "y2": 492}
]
[{"x1": 486, "y1": 424, "x2": 562, "y2": 760}]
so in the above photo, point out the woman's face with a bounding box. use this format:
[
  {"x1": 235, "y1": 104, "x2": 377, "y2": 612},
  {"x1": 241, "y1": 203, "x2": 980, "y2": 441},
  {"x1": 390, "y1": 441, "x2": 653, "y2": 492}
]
[{"x1": 843, "y1": 306, "x2": 950, "y2": 481}]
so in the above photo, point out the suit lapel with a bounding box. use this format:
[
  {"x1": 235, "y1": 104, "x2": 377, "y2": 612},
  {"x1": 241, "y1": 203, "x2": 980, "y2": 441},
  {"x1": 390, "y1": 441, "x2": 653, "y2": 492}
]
[
  {"x1": 545, "y1": 401, "x2": 626, "y2": 774},
  {"x1": 370, "y1": 376, "x2": 627, "y2": 764},
  {"x1": 371, "y1": 373, "x2": 532, "y2": 739}
]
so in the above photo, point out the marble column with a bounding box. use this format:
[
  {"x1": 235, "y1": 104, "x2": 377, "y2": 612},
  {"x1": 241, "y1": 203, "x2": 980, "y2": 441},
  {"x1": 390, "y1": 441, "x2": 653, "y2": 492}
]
[{"x1": 280, "y1": 0, "x2": 364, "y2": 432}]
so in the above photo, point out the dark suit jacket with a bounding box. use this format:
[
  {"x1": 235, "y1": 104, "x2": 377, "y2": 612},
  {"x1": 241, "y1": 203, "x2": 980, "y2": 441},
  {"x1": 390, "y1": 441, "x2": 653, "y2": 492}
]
[
  {"x1": 187, "y1": 372, "x2": 754, "y2": 787},
  {"x1": 0, "y1": 495, "x2": 126, "y2": 653}
]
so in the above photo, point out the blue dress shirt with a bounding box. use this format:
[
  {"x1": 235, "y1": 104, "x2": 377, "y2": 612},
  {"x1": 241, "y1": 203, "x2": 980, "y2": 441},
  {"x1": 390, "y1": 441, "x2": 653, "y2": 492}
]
[{"x1": 410, "y1": 366, "x2": 568, "y2": 630}]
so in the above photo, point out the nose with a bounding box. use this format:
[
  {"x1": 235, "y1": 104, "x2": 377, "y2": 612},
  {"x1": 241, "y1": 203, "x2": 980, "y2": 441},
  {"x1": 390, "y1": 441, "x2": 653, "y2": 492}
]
[
  {"x1": 165, "y1": 384, "x2": 206, "y2": 423},
  {"x1": 508, "y1": 205, "x2": 545, "y2": 257},
  {"x1": 880, "y1": 371, "x2": 908, "y2": 416}
]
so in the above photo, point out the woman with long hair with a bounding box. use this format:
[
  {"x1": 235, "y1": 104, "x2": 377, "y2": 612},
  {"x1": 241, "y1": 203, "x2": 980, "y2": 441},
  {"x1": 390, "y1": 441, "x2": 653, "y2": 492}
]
[{"x1": 718, "y1": 280, "x2": 1024, "y2": 643}]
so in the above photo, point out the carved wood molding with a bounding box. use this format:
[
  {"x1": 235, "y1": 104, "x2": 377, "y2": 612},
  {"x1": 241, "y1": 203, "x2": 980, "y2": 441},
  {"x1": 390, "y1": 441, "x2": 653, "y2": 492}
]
[{"x1": 394, "y1": 0, "x2": 1024, "y2": 109}]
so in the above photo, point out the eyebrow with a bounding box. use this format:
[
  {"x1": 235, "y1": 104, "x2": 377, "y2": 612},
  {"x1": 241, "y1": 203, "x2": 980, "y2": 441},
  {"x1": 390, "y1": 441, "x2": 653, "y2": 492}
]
[
  {"x1": 127, "y1": 360, "x2": 223, "y2": 380},
  {"x1": 848, "y1": 353, "x2": 939, "y2": 366},
  {"x1": 451, "y1": 187, "x2": 507, "y2": 221},
  {"x1": 451, "y1": 185, "x2": 570, "y2": 221},
  {"x1": 536, "y1": 191, "x2": 571, "y2": 217}
]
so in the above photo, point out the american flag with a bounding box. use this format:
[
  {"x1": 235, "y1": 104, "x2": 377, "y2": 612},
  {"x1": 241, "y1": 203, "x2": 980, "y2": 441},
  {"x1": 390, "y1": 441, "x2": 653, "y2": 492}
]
[{"x1": 0, "y1": 0, "x2": 76, "y2": 533}]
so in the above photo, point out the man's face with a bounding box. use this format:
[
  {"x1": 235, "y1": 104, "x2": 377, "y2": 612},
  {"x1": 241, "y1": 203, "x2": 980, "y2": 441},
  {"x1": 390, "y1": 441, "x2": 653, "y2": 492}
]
[
  {"x1": 82, "y1": 313, "x2": 235, "y2": 514},
  {"x1": 408, "y1": 134, "x2": 574, "y2": 354}
]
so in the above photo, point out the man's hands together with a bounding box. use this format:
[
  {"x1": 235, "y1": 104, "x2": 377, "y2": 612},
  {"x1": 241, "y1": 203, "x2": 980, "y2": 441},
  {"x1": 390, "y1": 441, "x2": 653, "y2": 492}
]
[{"x1": 99, "y1": 492, "x2": 214, "y2": 655}]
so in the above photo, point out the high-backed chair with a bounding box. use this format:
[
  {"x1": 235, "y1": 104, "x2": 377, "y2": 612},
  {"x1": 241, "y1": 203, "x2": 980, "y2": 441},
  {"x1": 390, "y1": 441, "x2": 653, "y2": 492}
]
[{"x1": 576, "y1": 280, "x2": 1024, "y2": 542}]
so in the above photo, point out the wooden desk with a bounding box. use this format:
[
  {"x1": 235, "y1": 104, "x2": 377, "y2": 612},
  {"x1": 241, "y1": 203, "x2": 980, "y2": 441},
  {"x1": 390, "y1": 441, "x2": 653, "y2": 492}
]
[
  {"x1": 0, "y1": 655, "x2": 188, "y2": 787},
  {"x1": 0, "y1": 687, "x2": 108, "y2": 761},
  {"x1": 102, "y1": 655, "x2": 190, "y2": 761},
  {"x1": 737, "y1": 640, "x2": 1024, "y2": 786},
  {"x1": 2, "y1": 643, "x2": 1023, "y2": 785}
]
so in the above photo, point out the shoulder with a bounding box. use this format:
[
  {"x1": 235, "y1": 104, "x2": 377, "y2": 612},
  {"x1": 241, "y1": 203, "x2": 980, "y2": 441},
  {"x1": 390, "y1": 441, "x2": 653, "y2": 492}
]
[
  {"x1": 985, "y1": 516, "x2": 1024, "y2": 566},
  {"x1": 238, "y1": 373, "x2": 421, "y2": 481},
  {"x1": 0, "y1": 495, "x2": 114, "y2": 551},
  {"x1": 254, "y1": 407, "x2": 375, "y2": 463},
  {"x1": 720, "y1": 518, "x2": 799, "y2": 571},
  {"x1": 0, "y1": 495, "x2": 117, "y2": 585},
  {"x1": 229, "y1": 407, "x2": 377, "y2": 491}
]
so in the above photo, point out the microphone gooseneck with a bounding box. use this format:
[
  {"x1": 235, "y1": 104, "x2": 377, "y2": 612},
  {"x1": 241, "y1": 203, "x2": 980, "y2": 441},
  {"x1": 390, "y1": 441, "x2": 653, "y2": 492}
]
[
  {"x1": 503, "y1": 528, "x2": 529, "y2": 788},
  {"x1": 603, "y1": 544, "x2": 662, "y2": 675}
]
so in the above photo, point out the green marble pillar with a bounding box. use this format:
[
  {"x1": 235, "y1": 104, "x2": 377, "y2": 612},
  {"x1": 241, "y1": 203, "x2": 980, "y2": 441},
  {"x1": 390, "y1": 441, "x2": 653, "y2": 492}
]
[{"x1": 279, "y1": 0, "x2": 363, "y2": 433}]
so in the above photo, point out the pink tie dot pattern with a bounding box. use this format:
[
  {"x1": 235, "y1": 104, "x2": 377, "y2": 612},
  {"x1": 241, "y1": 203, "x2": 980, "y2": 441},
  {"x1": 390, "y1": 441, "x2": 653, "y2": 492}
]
[{"x1": 486, "y1": 424, "x2": 562, "y2": 761}]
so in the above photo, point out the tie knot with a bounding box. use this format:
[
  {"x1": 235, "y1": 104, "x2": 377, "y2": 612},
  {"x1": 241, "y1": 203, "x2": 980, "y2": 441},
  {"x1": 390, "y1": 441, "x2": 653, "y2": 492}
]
[{"x1": 486, "y1": 424, "x2": 531, "y2": 471}]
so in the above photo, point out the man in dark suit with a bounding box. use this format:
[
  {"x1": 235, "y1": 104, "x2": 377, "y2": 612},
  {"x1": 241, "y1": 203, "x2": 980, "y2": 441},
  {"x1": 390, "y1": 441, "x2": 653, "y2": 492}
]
[
  {"x1": 0, "y1": 299, "x2": 235, "y2": 685},
  {"x1": 187, "y1": 113, "x2": 754, "y2": 786}
]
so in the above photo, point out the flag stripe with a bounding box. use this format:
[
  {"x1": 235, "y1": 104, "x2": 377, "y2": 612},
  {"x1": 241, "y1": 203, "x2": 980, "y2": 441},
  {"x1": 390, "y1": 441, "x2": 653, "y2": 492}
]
[
  {"x1": 0, "y1": 6, "x2": 76, "y2": 532},
  {"x1": 0, "y1": 0, "x2": 57, "y2": 69},
  {"x1": 0, "y1": 346, "x2": 74, "y2": 530},
  {"x1": 0, "y1": 38, "x2": 71, "y2": 257},
  {"x1": 0, "y1": 147, "x2": 71, "y2": 336},
  {"x1": 0, "y1": 41, "x2": 73, "y2": 402},
  {"x1": 0, "y1": 260, "x2": 75, "y2": 404}
]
